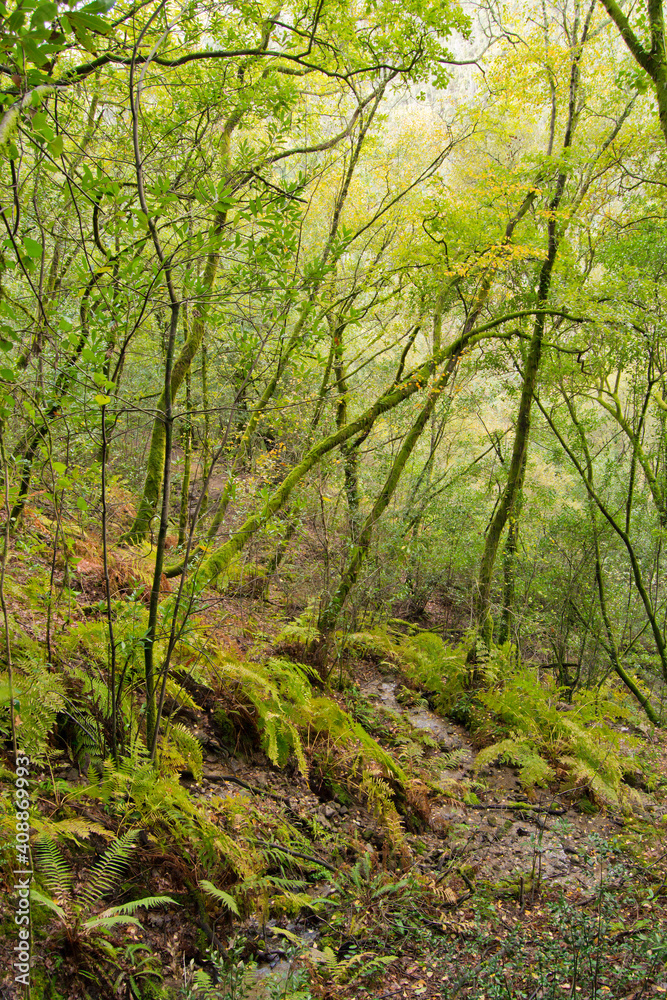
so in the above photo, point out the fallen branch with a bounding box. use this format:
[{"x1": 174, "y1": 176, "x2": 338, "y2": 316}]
[{"x1": 469, "y1": 802, "x2": 566, "y2": 815}]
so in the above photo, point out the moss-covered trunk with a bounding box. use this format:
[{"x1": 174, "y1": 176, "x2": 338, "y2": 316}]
[
  {"x1": 472, "y1": 6, "x2": 590, "y2": 644},
  {"x1": 317, "y1": 361, "x2": 453, "y2": 640},
  {"x1": 122, "y1": 245, "x2": 219, "y2": 543},
  {"x1": 178, "y1": 352, "x2": 193, "y2": 546},
  {"x1": 333, "y1": 320, "x2": 361, "y2": 542}
]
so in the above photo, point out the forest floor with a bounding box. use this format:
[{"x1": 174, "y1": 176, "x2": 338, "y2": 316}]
[{"x1": 1, "y1": 510, "x2": 667, "y2": 999}]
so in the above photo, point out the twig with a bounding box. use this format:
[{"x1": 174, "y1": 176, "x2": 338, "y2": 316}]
[{"x1": 469, "y1": 802, "x2": 566, "y2": 815}]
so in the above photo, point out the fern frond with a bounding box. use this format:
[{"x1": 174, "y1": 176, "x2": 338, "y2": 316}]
[
  {"x1": 276, "y1": 621, "x2": 320, "y2": 646},
  {"x1": 41, "y1": 818, "x2": 113, "y2": 844},
  {"x1": 164, "y1": 676, "x2": 202, "y2": 712},
  {"x1": 34, "y1": 837, "x2": 73, "y2": 897},
  {"x1": 440, "y1": 748, "x2": 469, "y2": 770},
  {"x1": 78, "y1": 829, "x2": 140, "y2": 914},
  {"x1": 199, "y1": 880, "x2": 240, "y2": 915},
  {"x1": 474, "y1": 736, "x2": 554, "y2": 787},
  {"x1": 82, "y1": 914, "x2": 141, "y2": 933},
  {"x1": 163, "y1": 721, "x2": 203, "y2": 780},
  {"x1": 361, "y1": 774, "x2": 405, "y2": 849},
  {"x1": 99, "y1": 895, "x2": 176, "y2": 916},
  {"x1": 560, "y1": 754, "x2": 620, "y2": 805},
  {"x1": 213, "y1": 831, "x2": 257, "y2": 880},
  {"x1": 31, "y1": 886, "x2": 67, "y2": 920},
  {"x1": 13, "y1": 660, "x2": 66, "y2": 763}
]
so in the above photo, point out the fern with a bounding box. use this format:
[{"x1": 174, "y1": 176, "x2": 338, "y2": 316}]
[
  {"x1": 199, "y1": 879, "x2": 240, "y2": 915},
  {"x1": 164, "y1": 676, "x2": 202, "y2": 712},
  {"x1": 475, "y1": 735, "x2": 555, "y2": 787},
  {"x1": 31, "y1": 886, "x2": 67, "y2": 920},
  {"x1": 160, "y1": 721, "x2": 203, "y2": 780},
  {"x1": 33, "y1": 829, "x2": 176, "y2": 956},
  {"x1": 399, "y1": 633, "x2": 470, "y2": 712},
  {"x1": 361, "y1": 773, "x2": 405, "y2": 851},
  {"x1": 98, "y1": 895, "x2": 176, "y2": 917},
  {"x1": 33, "y1": 838, "x2": 73, "y2": 898},
  {"x1": 475, "y1": 662, "x2": 633, "y2": 803},
  {"x1": 276, "y1": 619, "x2": 320, "y2": 646},
  {"x1": 78, "y1": 829, "x2": 140, "y2": 912},
  {"x1": 440, "y1": 747, "x2": 470, "y2": 770},
  {"x1": 81, "y1": 914, "x2": 142, "y2": 933},
  {"x1": 345, "y1": 628, "x2": 402, "y2": 663},
  {"x1": 35, "y1": 817, "x2": 114, "y2": 845},
  {"x1": 12, "y1": 660, "x2": 66, "y2": 762}
]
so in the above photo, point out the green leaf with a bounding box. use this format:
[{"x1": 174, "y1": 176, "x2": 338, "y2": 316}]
[
  {"x1": 23, "y1": 237, "x2": 43, "y2": 260},
  {"x1": 52, "y1": 461, "x2": 67, "y2": 474},
  {"x1": 31, "y1": 887, "x2": 66, "y2": 919},
  {"x1": 82, "y1": 914, "x2": 141, "y2": 933},
  {"x1": 49, "y1": 135, "x2": 63, "y2": 157},
  {"x1": 76, "y1": 497, "x2": 88, "y2": 512},
  {"x1": 199, "y1": 880, "x2": 240, "y2": 915},
  {"x1": 0, "y1": 368, "x2": 15, "y2": 382},
  {"x1": 81, "y1": 0, "x2": 116, "y2": 11},
  {"x1": 101, "y1": 895, "x2": 177, "y2": 916},
  {"x1": 94, "y1": 393, "x2": 112, "y2": 405}
]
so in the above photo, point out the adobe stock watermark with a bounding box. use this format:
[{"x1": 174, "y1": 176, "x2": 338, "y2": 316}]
[{"x1": 13, "y1": 754, "x2": 32, "y2": 992}]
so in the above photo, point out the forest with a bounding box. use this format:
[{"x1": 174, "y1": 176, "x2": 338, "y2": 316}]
[{"x1": 1, "y1": 0, "x2": 667, "y2": 996}]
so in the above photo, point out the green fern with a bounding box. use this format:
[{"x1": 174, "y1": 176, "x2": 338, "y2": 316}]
[
  {"x1": 160, "y1": 721, "x2": 203, "y2": 780},
  {"x1": 33, "y1": 838, "x2": 73, "y2": 898},
  {"x1": 78, "y1": 829, "x2": 141, "y2": 912},
  {"x1": 440, "y1": 747, "x2": 470, "y2": 770},
  {"x1": 361, "y1": 773, "x2": 405, "y2": 850},
  {"x1": 11, "y1": 660, "x2": 66, "y2": 762},
  {"x1": 199, "y1": 879, "x2": 240, "y2": 915},
  {"x1": 96, "y1": 895, "x2": 175, "y2": 917},
  {"x1": 276, "y1": 618, "x2": 320, "y2": 646},
  {"x1": 164, "y1": 676, "x2": 202, "y2": 712},
  {"x1": 345, "y1": 629, "x2": 402, "y2": 663},
  {"x1": 475, "y1": 662, "x2": 633, "y2": 804},
  {"x1": 33, "y1": 830, "x2": 177, "y2": 949},
  {"x1": 474, "y1": 734, "x2": 555, "y2": 787}
]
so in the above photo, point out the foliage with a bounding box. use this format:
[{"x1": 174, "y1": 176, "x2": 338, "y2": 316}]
[
  {"x1": 32, "y1": 828, "x2": 176, "y2": 978},
  {"x1": 399, "y1": 631, "x2": 503, "y2": 715},
  {"x1": 473, "y1": 660, "x2": 638, "y2": 804},
  {"x1": 1, "y1": 658, "x2": 66, "y2": 763},
  {"x1": 207, "y1": 648, "x2": 407, "y2": 784}
]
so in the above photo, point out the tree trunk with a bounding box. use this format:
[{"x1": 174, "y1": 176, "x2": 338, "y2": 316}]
[{"x1": 472, "y1": 1, "x2": 590, "y2": 643}]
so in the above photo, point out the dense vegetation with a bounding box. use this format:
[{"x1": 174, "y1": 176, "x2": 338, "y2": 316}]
[{"x1": 1, "y1": 0, "x2": 667, "y2": 996}]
